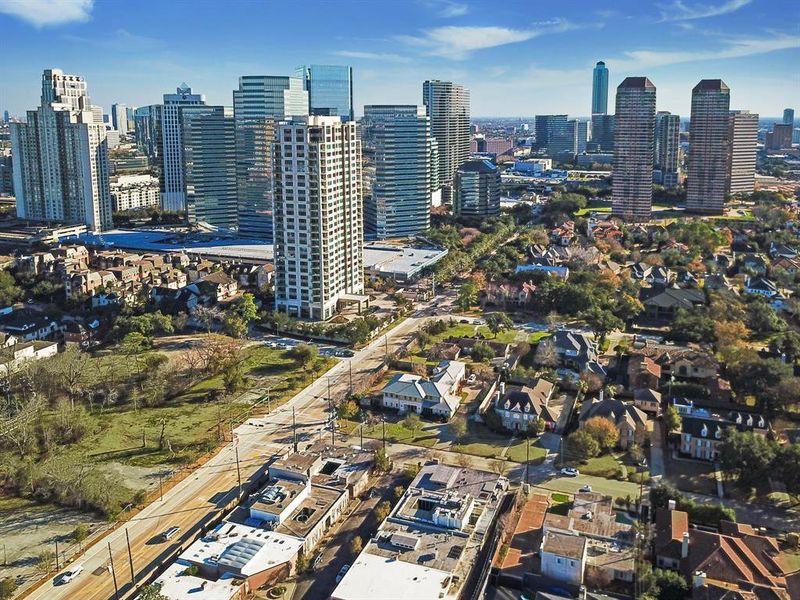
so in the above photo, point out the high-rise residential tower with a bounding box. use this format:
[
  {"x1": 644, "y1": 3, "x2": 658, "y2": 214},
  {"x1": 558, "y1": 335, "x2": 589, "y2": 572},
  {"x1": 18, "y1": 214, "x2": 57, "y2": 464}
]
[
  {"x1": 592, "y1": 61, "x2": 609, "y2": 115},
  {"x1": 296, "y1": 65, "x2": 353, "y2": 121},
  {"x1": 687, "y1": 79, "x2": 730, "y2": 214},
  {"x1": 727, "y1": 110, "x2": 758, "y2": 195},
  {"x1": 454, "y1": 159, "x2": 501, "y2": 218},
  {"x1": 423, "y1": 80, "x2": 470, "y2": 205},
  {"x1": 784, "y1": 108, "x2": 795, "y2": 125},
  {"x1": 361, "y1": 105, "x2": 439, "y2": 239},
  {"x1": 611, "y1": 77, "x2": 656, "y2": 222},
  {"x1": 160, "y1": 84, "x2": 205, "y2": 212},
  {"x1": 273, "y1": 116, "x2": 364, "y2": 321},
  {"x1": 111, "y1": 103, "x2": 128, "y2": 136},
  {"x1": 233, "y1": 75, "x2": 308, "y2": 239},
  {"x1": 181, "y1": 105, "x2": 238, "y2": 228},
  {"x1": 766, "y1": 124, "x2": 793, "y2": 150},
  {"x1": 654, "y1": 111, "x2": 680, "y2": 188},
  {"x1": 10, "y1": 69, "x2": 112, "y2": 231}
]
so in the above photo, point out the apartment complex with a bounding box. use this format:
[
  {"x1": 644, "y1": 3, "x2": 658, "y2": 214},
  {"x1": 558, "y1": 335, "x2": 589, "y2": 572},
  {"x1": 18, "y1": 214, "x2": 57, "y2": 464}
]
[
  {"x1": 687, "y1": 79, "x2": 730, "y2": 214},
  {"x1": 453, "y1": 159, "x2": 501, "y2": 217},
  {"x1": 273, "y1": 116, "x2": 364, "y2": 320},
  {"x1": 11, "y1": 69, "x2": 112, "y2": 231},
  {"x1": 654, "y1": 111, "x2": 680, "y2": 188},
  {"x1": 612, "y1": 77, "x2": 657, "y2": 222},
  {"x1": 727, "y1": 109, "x2": 758, "y2": 195},
  {"x1": 109, "y1": 174, "x2": 160, "y2": 212},
  {"x1": 423, "y1": 80, "x2": 470, "y2": 205},
  {"x1": 361, "y1": 104, "x2": 439, "y2": 239},
  {"x1": 233, "y1": 75, "x2": 308, "y2": 239}
]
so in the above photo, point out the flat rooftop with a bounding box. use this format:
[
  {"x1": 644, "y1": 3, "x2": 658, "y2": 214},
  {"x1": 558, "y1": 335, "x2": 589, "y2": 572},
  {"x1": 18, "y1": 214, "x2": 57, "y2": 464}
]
[
  {"x1": 155, "y1": 561, "x2": 243, "y2": 600},
  {"x1": 411, "y1": 463, "x2": 508, "y2": 501},
  {"x1": 274, "y1": 484, "x2": 343, "y2": 539},
  {"x1": 249, "y1": 478, "x2": 308, "y2": 519},
  {"x1": 363, "y1": 243, "x2": 448, "y2": 279},
  {"x1": 332, "y1": 551, "x2": 452, "y2": 600}
]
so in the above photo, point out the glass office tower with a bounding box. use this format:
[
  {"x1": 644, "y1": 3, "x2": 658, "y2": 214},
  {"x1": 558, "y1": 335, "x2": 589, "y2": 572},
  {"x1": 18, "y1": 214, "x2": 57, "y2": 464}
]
[
  {"x1": 592, "y1": 61, "x2": 609, "y2": 115},
  {"x1": 296, "y1": 65, "x2": 354, "y2": 121}
]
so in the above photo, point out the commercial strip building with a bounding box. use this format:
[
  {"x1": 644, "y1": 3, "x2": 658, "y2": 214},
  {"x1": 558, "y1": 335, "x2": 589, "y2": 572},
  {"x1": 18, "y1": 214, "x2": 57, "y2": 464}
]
[
  {"x1": 11, "y1": 69, "x2": 112, "y2": 231},
  {"x1": 362, "y1": 242, "x2": 448, "y2": 282},
  {"x1": 331, "y1": 462, "x2": 510, "y2": 600}
]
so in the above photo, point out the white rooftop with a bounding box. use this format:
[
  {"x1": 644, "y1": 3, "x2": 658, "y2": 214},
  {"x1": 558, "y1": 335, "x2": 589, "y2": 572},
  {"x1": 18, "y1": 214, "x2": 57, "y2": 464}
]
[
  {"x1": 331, "y1": 551, "x2": 452, "y2": 600},
  {"x1": 363, "y1": 243, "x2": 448, "y2": 278},
  {"x1": 153, "y1": 560, "x2": 242, "y2": 600}
]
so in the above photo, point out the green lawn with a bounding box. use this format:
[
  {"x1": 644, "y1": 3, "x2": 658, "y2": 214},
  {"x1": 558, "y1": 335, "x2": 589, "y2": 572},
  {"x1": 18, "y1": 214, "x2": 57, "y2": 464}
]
[
  {"x1": 506, "y1": 438, "x2": 548, "y2": 464},
  {"x1": 528, "y1": 331, "x2": 551, "y2": 344},
  {"x1": 777, "y1": 551, "x2": 800, "y2": 573},
  {"x1": 573, "y1": 453, "x2": 624, "y2": 478}
]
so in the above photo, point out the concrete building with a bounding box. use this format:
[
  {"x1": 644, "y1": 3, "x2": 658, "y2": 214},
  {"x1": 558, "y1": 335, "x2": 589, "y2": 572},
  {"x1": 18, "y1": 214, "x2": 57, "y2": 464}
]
[
  {"x1": 11, "y1": 68, "x2": 112, "y2": 231},
  {"x1": 296, "y1": 64, "x2": 354, "y2": 121},
  {"x1": 361, "y1": 105, "x2": 439, "y2": 239},
  {"x1": 233, "y1": 75, "x2": 308, "y2": 240},
  {"x1": 727, "y1": 110, "x2": 758, "y2": 195},
  {"x1": 453, "y1": 159, "x2": 500, "y2": 217},
  {"x1": 592, "y1": 60, "x2": 609, "y2": 115},
  {"x1": 181, "y1": 106, "x2": 238, "y2": 228},
  {"x1": 766, "y1": 123, "x2": 793, "y2": 151},
  {"x1": 611, "y1": 77, "x2": 657, "y2": 222},
  {"x1": 654, "y1": 111, "x2": 680, "y2": 188},
  {"x1": 111, "y1": 103, "x2": 128, "y2": 136},
  {"x1": 423, "y1": 80, "x2": 470, "y2": 205},
  {"x1": 109, "y1": 174, "x2": 160, "y2": 212},
  {"x1": 687, "y1": 79, "x2": 730, "y2": 214},
  {"x1": 160, "y1": 83, "x2": 206, "y2": 212},
  {"x1": 273, "y1": 116, "x2": 364, "y2": 320}
]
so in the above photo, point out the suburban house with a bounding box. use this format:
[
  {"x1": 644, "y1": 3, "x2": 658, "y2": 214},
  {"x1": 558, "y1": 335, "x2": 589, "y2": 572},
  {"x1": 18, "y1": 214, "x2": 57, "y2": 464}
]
[
  {"x1": 188, "y1": 271, "x2": 239, "y2": 302},
  {"x1": 670, "y1": 350, "x2": 719, "y2": 381},
  {"x1": 380, "y1": 360, "x2": 466, "y2": 419},
  {"x1": 633, "y1": 388, "x2": 662, "y2": 414},
  {"x1": 538, "y1": 329, "x2": 602, "y2": 374},
  {"x1": 579, "y1": 393, "x2": 648, "y2": 449},
  {"x1": 768, "y1": 242, "x2": 797, "y2": 259},
  {"x1": 740, "y1": 253, "x2": 768, "y2": 275},
  {"x1": 550, "y1": 221, "x2": 575, "y2": 246},
  {"x1": 743, "y1": 276, "x2": 780, "y2": 298},
  {"x1": 679, "y1": 410, "x2": 768, "y2": 461},
  {"x1": 0, "y1": 340, "x2": 58, "y2": 374},
  {"x1": 640, "y1": 287, "x2": 706, "y2": 321},
  {"x1": 627, "y1": 355, "x2": 661, "y2": 390},
  {"x1": 493, "y1": 379, "x2": 557, "y2": 432},
  {"x1": 0, "y1": 310, "x2": 61, "y2": 342},
  {"x1": 541, "y1": 531, "x2": 587, "y2": 585}
]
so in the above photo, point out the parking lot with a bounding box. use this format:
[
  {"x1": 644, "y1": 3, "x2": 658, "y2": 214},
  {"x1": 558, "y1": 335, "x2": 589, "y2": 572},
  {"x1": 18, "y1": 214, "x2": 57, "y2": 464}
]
[{"x1": 259, "y1": 334, "x2": 355, "y2": 359}]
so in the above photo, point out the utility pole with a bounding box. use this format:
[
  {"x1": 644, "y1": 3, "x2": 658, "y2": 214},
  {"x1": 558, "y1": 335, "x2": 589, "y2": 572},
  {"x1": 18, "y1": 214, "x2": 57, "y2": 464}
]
[
  {"x1": 384, "y1": 335, "x2": 388, "y2": 359},
  {"x1": 525, "y1": 433, "x2": 530, "y2": 484},
  {"x1": 158, "y1": 472, "x2": 163, "y2": 501},
  {"x1": 382, "y1": 418, "x2": 386, "y2": 452},
  {"x1": 349, "y1": 361, "x2": 353, "y2": 394},
  {"x1": 54, "y1": 540, "x2": 59, "y2": 570},
  {"x1": 234, "y1": 437, "x2": 242, "y2": 497},
  {"x1": 292, "y1": 407, "x2": 297, "y2": 452},
  {"x1": 108, "y1": 542, "x2": 119, "y2": 600},
  {"x1": 125, "y1": 528, "x2": 135, "y2": 585}
]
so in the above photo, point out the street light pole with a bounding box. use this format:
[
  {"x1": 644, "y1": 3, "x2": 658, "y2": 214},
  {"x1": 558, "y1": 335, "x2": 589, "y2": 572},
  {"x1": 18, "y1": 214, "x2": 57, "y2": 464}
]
[{"x1": 108, "y1": 542, "x2": 119, "y2": 600}]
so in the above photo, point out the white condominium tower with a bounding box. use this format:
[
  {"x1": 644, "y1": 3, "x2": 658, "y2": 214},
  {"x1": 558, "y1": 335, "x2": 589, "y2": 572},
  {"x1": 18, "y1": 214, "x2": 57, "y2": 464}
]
[
  {"x1": 11, "y1": 68, "x2": 112, "y2": 231},
  {"x1": 274, "y1": 116, "x2": 364, "y2": 321},
  {"x1": 423, "y1": 80, "x2": 469, "y2": 205},
  {"x1": 727, "y1": 110, "x2": 758, "y2": 196},
  {"x1": 654, "y1": 111, "x2": 681, "y2": 188},
  {"x1": 161, "y1": 83, "x2": 205, "y2": 212}
]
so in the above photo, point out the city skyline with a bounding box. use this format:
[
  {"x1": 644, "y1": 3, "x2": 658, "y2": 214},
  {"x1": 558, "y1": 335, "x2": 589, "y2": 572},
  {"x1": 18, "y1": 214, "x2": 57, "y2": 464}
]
[{"x1": 1, "y1": 0, "x2": 798, "y2": 119}]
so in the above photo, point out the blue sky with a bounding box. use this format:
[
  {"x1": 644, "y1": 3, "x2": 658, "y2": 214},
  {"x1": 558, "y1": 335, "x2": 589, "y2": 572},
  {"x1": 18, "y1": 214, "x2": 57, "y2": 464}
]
[{"x1": 1, "y1": 0, "x2": 798, "y2": 118}]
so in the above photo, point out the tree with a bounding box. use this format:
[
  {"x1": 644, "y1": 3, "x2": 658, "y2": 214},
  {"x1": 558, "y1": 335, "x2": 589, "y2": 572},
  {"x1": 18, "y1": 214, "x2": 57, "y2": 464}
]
[
  {"x1": 374, "y1": 500, "x2": 391, "y2": 523},
  {"x1": 582, "y1": 307, "x2": 623, "y2": 347},
  {"x1": 669, "y1": 307, "x2": 715, "y2": 344},
  {"x1": 349, "y1": 535, "x2": 363, "y2": 556},
  {"x1": 138, "y1": 583, "x2": 170, "y2": 600},
  {"x1": 194, "y1": 305, "x2": 224, "y2": 334},
  {"x1": 0, "y1": 270, "x2": 23, "y2": 306},
  {"x1": 223, "y1": 314, "x2": 248, "y2": 338},
  {"x1": 535, "y1": 340, "x2": 560, "y2": 368},
  {"x1": 415, "y1": 331, "x2": 433, "y2": 351},
  {"x1": 47, "y1": 345, "x2": 90, "y2": 410},
  {"x1": 35, "y1": 549, "x2": 55, "y2": 576},
  {"x1": 403, "y1": 413, "x2": 422, "y2": 441},
  {"x1": 73, "y1": 523, "x2": 90, "y2": 549},
  {"x1": 582, "y1": 416, "x2": 619, "y2": 451},
  {"x1": 458, "y1": 281, "x2": 479, "y2": 310},
  {"x1": 222, "y1": 362, "x2": 245, "y2": 395},
  {"x1": 373, "y1": 447, "x2": 391, "y2": 473},
  {"x1": 746, "y1": 300, "x2": 785, "y2": 335},
  {"x1": 450, "y1": 416, "x2": 468, "y2": 441},
  {"x1": 663, "y1": 404, "x2": 681, "y2": 434},
  {"x1": 566, "y1": 430, "x2": 600, "y2": 462},
  {"x1": 614, "y1": 294, "x2": 644, "y2": 322},
  {"x1": 776, "y1": 442, "x2": 800, "y2": 497},
  {"x1": 485, "y1": 312, "x2": 513, "y2": 338},
  {"x1": 640, "y1": 567, "x2": 690, "y2": 600},
  {"x1": 718, "y1": 429, "x2": 778, "y2": 487},
  {"x1": 291, "y1": 344, "x2": 319, "y2": 368},
  {"x1": 232, "y1": 292, "x2": 258, "y2": 322},
  {"x1": 0, "y1": 578, "x2": 18, "y2": 600},
  {"x1": 527, "y1": 417, "x2": 545, "y2": 437},
  {"x1": 769, "y1": 331, "x2": 800, "y2": 362},
  {"x1": 470, "y1": 342, "x2": 495, "y2": 363}
]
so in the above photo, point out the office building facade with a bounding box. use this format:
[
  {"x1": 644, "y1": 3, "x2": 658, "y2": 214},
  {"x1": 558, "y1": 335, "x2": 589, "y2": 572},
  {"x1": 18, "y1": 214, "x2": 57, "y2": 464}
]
[
  {"x1": 233, "y1": 75, "x2": 308, "y2": 239},
  {"x1": 612, "y1": 77, "x2": 656, "y2": 222},
  {"x1": 687, "y1": 79, "x2": 730, "y2": 214},
  {"x1": 181, "y1": 106, "x2": 238, "y2": 228},
  {"x1": 134, "y1": 104, "x2": 162, "y2": 163},
  {"x1": 10, "y1": 69, "x2": 112, "y2": 231},
  {"x1": 454, "y1": 159, "x2": 501, "y2": 217},
  {"x1": 161, "y1": 83, "x2": 205, "y2": 212},
  {"x1": 361, "y1": 105, "x2": 438, "y2": 239},
  {"x1": 784, "y1": 108, "x2": 795, "y2": 125},
  {"x1": 296, "y1": 65, "x2": 353, "y2": 121},
  {"x1": 654, "y1": 111, "x2": 680, "y2": 188},
  {"x1": 766, "y1": 123, "x2": 793, "y2": 151},
  {"x1": 111, "y1": 103, "x2": 128, "y2": 136},
  {"x1": 727, "y1": 110, "x2": 758, "y2": 195},
  {"x1": 423, "y1": 80, "x2": 470, "y2": 205},
  {"x1": 589, "y1": 114, "x2": 615, "y2": 152},
  {"x1": 273, "y1": 116, "x2": 364, "y2": 321},
  {"x1": 592, "y1": 61, "x2": 609, "y2": 115}
]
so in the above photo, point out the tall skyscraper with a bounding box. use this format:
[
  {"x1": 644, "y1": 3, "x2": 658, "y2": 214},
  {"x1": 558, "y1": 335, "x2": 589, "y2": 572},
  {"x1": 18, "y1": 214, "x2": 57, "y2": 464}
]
[
  {"x1": 783, "y1": 108, "x2": 795, "y2": 125},
  {"x1": 592, "y1": 61, "x2": 609, "y2": 115},
  {"x1": 454, "y1": 159, "x2": 501, "y2": 218},
  {"x1": 571, "y1": 119, "x2": 591, "y2": 155},
  {"x1": 296, "y1": 65, "x2": 353, "y2": 121},
  {"x1": 611, "y1": 77, "x2": 656, "y2": 222},
  {"x1": 111, "y1": 103, "x2": 128, "y2": 136},
  {"x1": 423, "y1": 80, "x2": 470, "y2": 205},
  {"x1": 161, "y1": 83, "x2": 205, "y2": 212},
  {"x1": 10, "y1": 69, "x2": 112, "y2": 231},
  {"x1": 233, "y1": 75, "x2": 308, "y2": 239},
  {"x1": 134, "y1": 104, "x2": 162, "y2": 162},
  {"x1": 361, "y1": 105, "x2": 438, "y2": 239},
  {"x1": 654, "y1": 111, "x2": 680, "y2": 188},
  {"x1": 181, "y1": 105, "x2": 238, "y2": 228},
  {"x1": 534, "y1": 114, "x2": 573, "y2": 156},
  {"x1": 727, "y1": 110, "x2": 758, "y2": 195},
  {"x1": 589, "y1": 114, "x2": 615, "y2": 152},
  {"x1": 273, "y1": 116, "x2": 364, "y2": 321},
  {"x1": 687, "y1": 79, "x2": 730, "y2": 214}
]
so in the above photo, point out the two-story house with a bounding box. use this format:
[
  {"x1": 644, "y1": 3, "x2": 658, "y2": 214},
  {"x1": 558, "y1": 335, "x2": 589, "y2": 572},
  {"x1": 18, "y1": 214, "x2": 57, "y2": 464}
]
[
  {"x1": 579, "y1": 393, "x2": 648, "y2": 449},
  {"x1": 380, "y1": 360, "x2": 466, "y2": 419},
  {"x1": 493, "y1": 379, "x2": 557, "y2": 432}
]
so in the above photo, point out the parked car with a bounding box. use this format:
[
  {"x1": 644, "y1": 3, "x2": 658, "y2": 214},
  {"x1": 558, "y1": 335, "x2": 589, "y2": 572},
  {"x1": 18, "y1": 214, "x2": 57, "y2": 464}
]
[
  {"x1": 467, "y1": 374, "x2": 477, "y2": 384},
  {"x1": 57, "y1": 564, "x2": 84, "y2": 585},
  {"x1": 160, "y1": 526, "x2": 181, "y2": 541},
  {"x1": 336, "y1": 564, "x2": 350, "y2": 583},
  {"x1": 579, "y1": 484, "x2": 592, "y2": 492},
  {"x1": 560, "y1": 467, "x2": 579, "y2": 477}
]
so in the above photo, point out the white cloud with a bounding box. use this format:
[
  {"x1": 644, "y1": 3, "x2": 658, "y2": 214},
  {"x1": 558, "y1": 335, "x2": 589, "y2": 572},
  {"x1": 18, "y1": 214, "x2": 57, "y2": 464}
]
[
  {"x1": 609, "y1": 34, "x2": 800, "y2": 71},
  {"x1": 0, "y1": 0, "x2": 93, "y2": 27},
  {"x1": 397, "y1": 19, "x2": 576, "y2": 60},
  {"x1": 436, "y1": 0, "x2": 468, "y2": 17},
  {"x1": 333, "y1": 50, "x2": 412, "y2": 64},
  {"x1": 658, "y1": 0, "x2": 752, "y2": 22}
]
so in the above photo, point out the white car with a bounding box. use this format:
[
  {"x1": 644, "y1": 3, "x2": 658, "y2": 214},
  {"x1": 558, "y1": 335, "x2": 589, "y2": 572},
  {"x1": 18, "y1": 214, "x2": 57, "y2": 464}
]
[
  {"x1": 467, "y1": 374, "x2": 477, "y2": 384},
  {"x1": 58, "y1": 564, "x2": 84, "y2": 584},
  {"x1": 336, "y1": 564, "x2": 350, "y2": 583},
  {"x1": 560, "y1": 467, "x2": 579, "y2": 477},
  {"x1": 579, "y1": 484, "x2": 592, "y2": 492}
]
